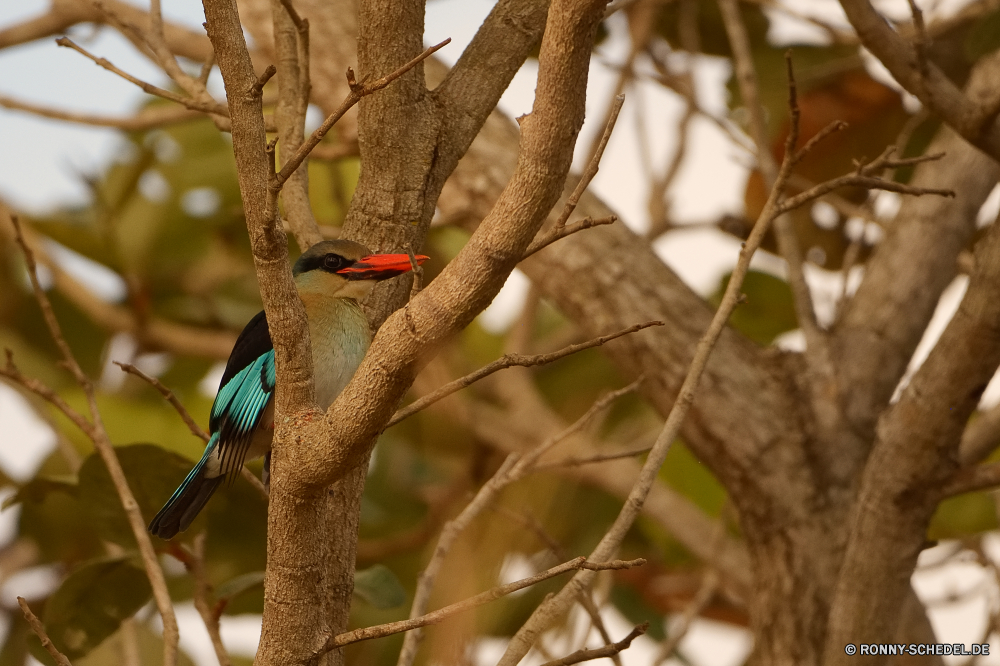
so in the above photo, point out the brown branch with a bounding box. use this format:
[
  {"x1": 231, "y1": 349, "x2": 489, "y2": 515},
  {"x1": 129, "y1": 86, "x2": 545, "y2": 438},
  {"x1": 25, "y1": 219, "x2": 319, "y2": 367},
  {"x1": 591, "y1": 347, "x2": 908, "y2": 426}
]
[
  {"x1": 524, "y1": 215, "x2": 618, "y2": 259},
  {"x1": 396, "y1": 381, "x2": 642, "y2": 666},
  {"x1": 2, "y1": 351, "x2": 96, "y2": 439},
  {"x1": 537, "y1": 445, "x2": 653, "y2": 469},
  {"x1": 838, "y1": 0, "x2": 1000, "y2": 160},
  {"x1": 554, "y1": 94, "x2": 625, "y2": 230},
  {"x1": 271, "y1": 38, "x2": 451, "y2": 193},
  {"x1": 942, "y1": 461, "x2": 1000, "y2": 496},
  {"x1": 775, "y1": 150, "x2": 955, "y2": 216},
  {"x1": 188, "y1": 534, "x2": 232, "y2": 666},
  {"x1": 540, "y1": 623, "x2": 648, "y2": 666},
  {"x1": 18, "y1": 597, "x2": 73, "y2": 666},
  {"x1": 270, "y1": 0, "x2": 320, "y2": 251},
  {"x1": 112, "y1": 360, "x2": 269, "y2": 501},
  {"x1": 388, "y1": 322, "x2": 661, "y2": 428},
  {"x1": 324, "y1": 557, "x2": 646, "y2": 651},
  {"x1": 0, "y1": 95, "x2": 203, "y2": 130},
  {"x1": 56, "y1": 37, "x2": 229, "y2": 117},
  {"x1": 497, "y1": 42, "x2": 806, "y2": 666},
  {"x1": 7, "y1": 213, "x2": 178, "y2": 666},
  {"x1": 114, "y1": 361, "x2": 208, "y2": 442},
  {"x1": 0, "y1": 215, "x2": 236, "y2": 358}
]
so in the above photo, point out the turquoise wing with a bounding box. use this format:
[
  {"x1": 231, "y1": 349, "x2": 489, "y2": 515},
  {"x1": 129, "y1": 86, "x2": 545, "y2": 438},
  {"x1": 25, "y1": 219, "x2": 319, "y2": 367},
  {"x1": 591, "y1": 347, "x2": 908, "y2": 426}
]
[{"x1": 209, "y1": 349, "x2": 276, "y2": 478}]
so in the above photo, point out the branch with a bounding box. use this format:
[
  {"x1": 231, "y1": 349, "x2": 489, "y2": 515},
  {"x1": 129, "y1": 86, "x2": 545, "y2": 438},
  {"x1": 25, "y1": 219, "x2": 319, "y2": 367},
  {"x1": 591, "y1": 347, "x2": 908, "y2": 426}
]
[
  {"x1": 112, "y1": 361, "x2": 268, "y2": 501},
  {"x1": 942, "y1": 461, "x2": 1000, "y2": 497},
  {"x1": 17, "y1": 597, "x2": 73, "y2": 666},
  {"x1": 271, "y1": 38, "x2": 451, "y2": 193},
  {"x1": 838, "y1": 0, "x2": 1000, "y2": 160},
  {"x1": 188, "y1": 534, "x2": 232, "y2": 666},
  {"x1": 56, "y1": 37, "x2": 229, "y2": 117},
  {"x1": 774, "y1": 150, "x2": 955, "y2": 216},
  {"x1": 388, "y1": 321, "x2": 661, "y2": 428},
  {"x1": 554, "y1": 94, "x2": 625, "y2": 231},
  {"x1": 114, "y1": 361, "x2": 208, "y2": 442},
  {"x1": 496, "y1": 43, "x2": 806, "y2": 666},
  {"x1": 396, "y1": 381, "x2": 641, "y2": 666},
  {"x1": 717, "y1": 5, "x2": 834, "y2": 427},
  {"x1": 524, "y1": 215, "x2": 618, "y2": 259},
  {"x1": 540, "y1": 623, "x2": 648, "y2": 666},
  {"x1": 270, "y1": 0, "x2": 321, "y2": 251},
  {"x1": 6, "y1": 213, "x2": 178, "y2": 666},
  {"x1": 324, "y1": 557, "x2": 646, "y2": 651},
  {"x1": 0, "y1": 95, "x2": 202, "y2": 130}
]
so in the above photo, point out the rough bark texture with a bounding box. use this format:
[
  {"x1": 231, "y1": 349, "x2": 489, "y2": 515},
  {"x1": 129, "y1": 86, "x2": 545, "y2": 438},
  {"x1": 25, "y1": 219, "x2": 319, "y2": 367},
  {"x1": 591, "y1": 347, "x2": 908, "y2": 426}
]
[{"x1": 826, "y1": 218, "x2": 1000, "y2": 666}]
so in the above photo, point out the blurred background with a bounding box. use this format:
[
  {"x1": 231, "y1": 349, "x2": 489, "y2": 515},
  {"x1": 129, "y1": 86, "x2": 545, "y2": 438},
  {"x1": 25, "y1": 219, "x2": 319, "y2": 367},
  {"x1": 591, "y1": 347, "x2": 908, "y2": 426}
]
[{"x1": 2, "y1": 0, "x2": 1000, "y2": 664}]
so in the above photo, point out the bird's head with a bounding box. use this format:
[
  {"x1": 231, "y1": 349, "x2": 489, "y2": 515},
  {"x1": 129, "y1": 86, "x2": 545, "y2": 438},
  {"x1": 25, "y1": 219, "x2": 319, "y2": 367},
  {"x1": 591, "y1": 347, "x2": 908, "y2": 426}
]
[{"x1": 292, "y1": 239, "x2": 428, "y2": 301}]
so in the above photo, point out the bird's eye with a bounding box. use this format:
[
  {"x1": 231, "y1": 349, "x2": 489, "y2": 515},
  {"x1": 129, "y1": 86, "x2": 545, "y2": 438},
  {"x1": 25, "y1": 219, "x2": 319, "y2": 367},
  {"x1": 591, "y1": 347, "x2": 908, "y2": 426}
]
[{"x1": 322, "y1": 254, "x2": 347, "y2": 271}]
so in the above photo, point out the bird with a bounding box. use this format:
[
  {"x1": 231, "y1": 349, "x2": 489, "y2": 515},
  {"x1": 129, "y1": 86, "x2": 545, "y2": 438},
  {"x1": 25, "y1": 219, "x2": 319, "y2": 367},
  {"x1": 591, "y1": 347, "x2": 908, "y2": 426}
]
[{"x1": 148, "y1": 239, "x2": 427, "y2": 540}]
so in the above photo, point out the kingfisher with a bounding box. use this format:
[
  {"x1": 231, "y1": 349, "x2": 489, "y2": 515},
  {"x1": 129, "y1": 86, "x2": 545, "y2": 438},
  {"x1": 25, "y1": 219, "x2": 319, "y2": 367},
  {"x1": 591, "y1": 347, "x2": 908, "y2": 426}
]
[{"x1": 148, "y1": 240, "x2": 427, "y2": 540}]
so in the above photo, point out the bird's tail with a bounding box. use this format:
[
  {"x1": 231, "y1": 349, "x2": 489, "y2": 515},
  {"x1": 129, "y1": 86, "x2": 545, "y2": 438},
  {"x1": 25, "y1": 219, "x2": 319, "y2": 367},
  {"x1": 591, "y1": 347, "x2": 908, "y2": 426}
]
[{"x1": 148, "y1": 439, "x2": 224, "y2": 540}]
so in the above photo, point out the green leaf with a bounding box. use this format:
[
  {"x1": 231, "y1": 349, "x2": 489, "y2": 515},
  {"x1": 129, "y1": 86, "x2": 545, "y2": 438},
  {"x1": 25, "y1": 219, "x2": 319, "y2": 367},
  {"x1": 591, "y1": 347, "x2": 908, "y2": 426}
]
[
  {"x1": 3, "y1": 475, "x2": 77, "y2": 509},
  {"x1": 41, "y1": 556, "x2": 152, "y2": 661},
  {"x1": 75, "y1": 621, "x2": 198, "y2": 666},
  {"x1": 78, "y1": 443, "x2": 199, "y2": 546},
  {"x1": 215, "y1": 571, "x2": 265, "y2": 601},
  {"x1": 353, "y1": 565, "x2": 407, "y2": 609}
]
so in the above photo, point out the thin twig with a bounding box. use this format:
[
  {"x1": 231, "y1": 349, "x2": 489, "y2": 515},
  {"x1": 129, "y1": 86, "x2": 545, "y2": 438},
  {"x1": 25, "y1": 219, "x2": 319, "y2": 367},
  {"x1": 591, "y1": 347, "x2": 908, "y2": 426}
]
[
  {"x1": 524, "y1": 215, "x2": 618, "y2": 259},
  {"x1": 189, "y1": 533, "x2": 232, "y2": 666},
  {"x1": 271, "y1": 39, "x2": 451, "y2": 193},
  {"x1": 496, "y1": 44, "x2": 809, "y2": 666},
  {"x1": 112, "y1": 361, "x2": 269, "y2": 502},
  {"x1": 539, "y1": 623, "x2": 648, "y2": 666},
  {"x1": 395, "y1": 381, "x2": 643, "y2": 666},
  {"x1": 388, "y1": 322, "x2": 660, "y2": 428},
  {"x1": 0, "y1": 95, "x2": 202, "y2": 130},
  {"x1": 18, "y1": 597, "x2": 73, "y2": 666},
  {"x1": 56, "y1": 37, "x2": 228, "y2": 117},
  {"x1": 554, "y1": 94, "x2": 625, "y2": 230},
  {"x1": 7, "y1": 213, "x2": 179, "y2": 666},
  {"x1": 324, "y1": 557, "x2": 646, "y2": 651},
  {"x1": 536, "y1": 445, "x2": 653, "y2": 469},
  {"x1": 115, "y1": 361, "x2": 208, "y2": 442}
]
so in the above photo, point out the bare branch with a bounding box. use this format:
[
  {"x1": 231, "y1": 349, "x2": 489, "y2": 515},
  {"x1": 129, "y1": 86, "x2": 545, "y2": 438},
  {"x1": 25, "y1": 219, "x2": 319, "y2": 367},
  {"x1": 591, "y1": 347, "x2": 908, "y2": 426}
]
[
  {"x1": 0, "y1": 95, "x2": 202, "y2": 130},
  {"x1": 7, "y1": 213, "x2": 178, "y2": 666},
  {"x1": 540, "y1": 623, "x2": 649, "y2": 666},
  {"x1": 18, "y1": 597, "x2": 73, "y2": 666},
  {"x1": 56, "y1": 37, "x2": 229, "y2": 117},
  {"x1": 114, "y1": 361, "x2": 208, "y2": 442},
  {"x1": 497, "y1": 43, "x2": 807, "y2": 664},
  {"x1": 396, "y1": 381, "x2": 640, "y2": 666},
  {"x1": 554, "y1": 94, "x2": 625, "y2": 231},
  {"x1": 524, "y1": 215, "x2": 618, "y2": 258},
  {"x1": 388, "y1": 322, "x2": 661, "y2": 428},
  {"x1": 325, "y1": 557, "x2": 646, "y2": 651},
  {"x1": 189, "y1": 533, "x2": 232, "y2": 666},
  {"x1": 271, "y1": 39, "x2": 451, "y2": 193}
]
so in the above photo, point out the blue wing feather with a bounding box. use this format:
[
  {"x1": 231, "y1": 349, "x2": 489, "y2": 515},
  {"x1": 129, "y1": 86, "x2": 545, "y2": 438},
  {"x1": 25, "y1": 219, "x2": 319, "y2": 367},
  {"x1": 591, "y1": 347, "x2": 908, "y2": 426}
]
[{"x1": 149, "y1": 310, "x2": 275, "y2": 539}]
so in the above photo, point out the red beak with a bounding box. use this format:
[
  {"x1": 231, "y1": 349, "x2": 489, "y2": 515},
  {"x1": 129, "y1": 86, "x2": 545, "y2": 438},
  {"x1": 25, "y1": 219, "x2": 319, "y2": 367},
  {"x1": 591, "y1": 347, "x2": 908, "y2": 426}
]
[{"x1": 336, "y1": 253, "x2": 429, "y2": 280}]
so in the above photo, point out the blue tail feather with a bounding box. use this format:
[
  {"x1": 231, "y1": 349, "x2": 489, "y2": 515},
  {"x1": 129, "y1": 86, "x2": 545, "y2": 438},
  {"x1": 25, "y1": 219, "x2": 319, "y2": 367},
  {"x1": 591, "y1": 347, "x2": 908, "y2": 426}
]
[{"x1": 148, "y1": 435, "x2": 224, "y2": 540}]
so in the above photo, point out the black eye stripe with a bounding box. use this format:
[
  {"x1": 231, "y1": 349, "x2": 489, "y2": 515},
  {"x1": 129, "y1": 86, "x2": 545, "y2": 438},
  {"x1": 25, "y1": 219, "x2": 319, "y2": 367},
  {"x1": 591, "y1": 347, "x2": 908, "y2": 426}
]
[{"x1": 322, "y1": 254, "x2": 350, "y2": 272}]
